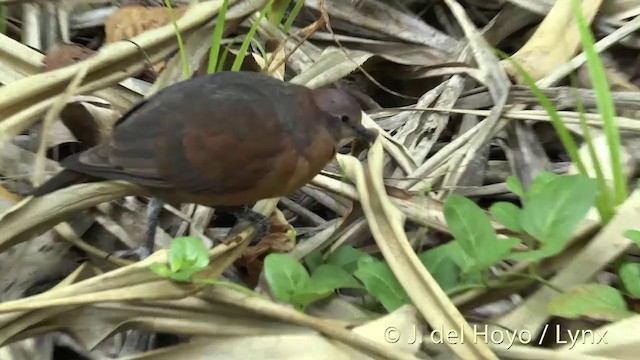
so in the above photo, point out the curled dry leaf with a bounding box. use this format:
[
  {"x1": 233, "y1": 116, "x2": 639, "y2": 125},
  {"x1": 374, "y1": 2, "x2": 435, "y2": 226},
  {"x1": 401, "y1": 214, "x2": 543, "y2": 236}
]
[
  {"x1": 234, "y1": 209, "x2": 295, "y2": 285},
  {"x1": 40, "y1": 43, "x2": 124, "y2": 153},
  {"x1": 42, "y1": 43, "x2": 96, "y2": 73},
  {"x1": 105, "y1": 5, "x2": 189, "y2": 43},
  {"x1": 105, "y1": 5, "x2": 188, "y2": 78},
  {"x1": 58, "y1": 97, "x2": 120, "y2": 147},
  {"x1": 42, "y1": 41, "x2": 157, "y2": 83}
]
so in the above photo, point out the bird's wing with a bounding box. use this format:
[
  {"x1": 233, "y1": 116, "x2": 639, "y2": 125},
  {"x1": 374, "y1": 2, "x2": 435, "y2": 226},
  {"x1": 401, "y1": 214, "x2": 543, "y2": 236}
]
[{"x1": 64, "y1": 76, "x2": 312, "y2": 194}]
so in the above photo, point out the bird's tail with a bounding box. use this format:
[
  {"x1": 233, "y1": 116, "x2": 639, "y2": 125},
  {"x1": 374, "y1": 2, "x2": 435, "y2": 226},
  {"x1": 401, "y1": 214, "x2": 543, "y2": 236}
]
[{"x1": 30, "y1": 170, "x2": 93, "y2": 197}]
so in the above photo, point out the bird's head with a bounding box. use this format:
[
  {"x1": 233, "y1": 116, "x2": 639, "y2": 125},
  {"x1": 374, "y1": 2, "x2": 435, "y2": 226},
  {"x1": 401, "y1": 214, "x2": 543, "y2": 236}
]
[{"x1": 311, "y1": 87, "x2": 378, "y2": 145}]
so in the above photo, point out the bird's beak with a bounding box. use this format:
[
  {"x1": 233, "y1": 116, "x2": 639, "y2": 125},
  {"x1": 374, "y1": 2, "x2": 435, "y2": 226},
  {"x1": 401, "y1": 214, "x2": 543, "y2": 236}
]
[{"x1": 353, "y1": 124, "x2": 378, "y2": 145}]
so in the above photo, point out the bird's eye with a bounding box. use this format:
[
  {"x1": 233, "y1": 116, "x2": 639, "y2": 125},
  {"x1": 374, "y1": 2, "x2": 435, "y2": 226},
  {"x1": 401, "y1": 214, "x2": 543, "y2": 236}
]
[{"x1": 340, "y1": 115, "x2": 350, "y2": 123}]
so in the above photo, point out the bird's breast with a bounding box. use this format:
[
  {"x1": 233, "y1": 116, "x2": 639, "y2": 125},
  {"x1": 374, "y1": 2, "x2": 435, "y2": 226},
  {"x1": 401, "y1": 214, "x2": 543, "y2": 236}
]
[
  {"x1": 282, "y1": 129, "x2": 337, "y2": 193},
  {"x1": 152, "y1": 128, "x2": 337, "y2": 206}
]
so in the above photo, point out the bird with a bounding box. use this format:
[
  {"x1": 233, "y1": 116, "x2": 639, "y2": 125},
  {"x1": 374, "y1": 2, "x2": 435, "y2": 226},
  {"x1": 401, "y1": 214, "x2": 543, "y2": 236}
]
[{"x1": 32, "y1": 71, "x2": 377, "y2": 259}]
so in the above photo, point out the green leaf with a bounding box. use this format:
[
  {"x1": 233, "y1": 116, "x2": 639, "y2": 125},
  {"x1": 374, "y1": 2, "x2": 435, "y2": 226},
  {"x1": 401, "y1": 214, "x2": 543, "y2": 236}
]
[
  {"x1": 619, "y1": 263, "x2": 640, "y2": 298},
  {"x1": 169, "y1": 236, "x2": 210, "y2": 272},
  {"x1": 520, "y1": 174, "x2": 598, "y2": 246},
  {"x1": 459, "y1": 270, "x2": 483, "y2": 286},
  {"x1": 419, "y1": 244, "x2": 460, "y2": 291},
  {"x1": 168, "y1": 269, "x2": 200, "y2": 282},
  {"x1": 356, "y1": 253, "x2": 377, "y2": 266},
  {"x1": 528, "y1": 171, "x2": 559, "y2": 199},
  {"x1": 443, "y1": 194, "x2": 517, "y2": 270},
  {"x1": 149, "y1": 263, "x2": 172, "y2": 277},
  {"x1": 286, "y1": 227, "x2": 297, "y2": 242},
  {"x1": 304, "y1": 250, "x2": 324, "y2": 273},
  {"x1": 507, "y1": 242, "x2": 563, "y2": 262},
  {"x1": 309, "y1": 264, "x2": 363, "y2": 290},
  {"x1": 354, "y1": 260, "x2": 409, "y2": 312},
  {"x1": 489, "y1": 202, "x2": 523, "y2": 232},
  {"x1": 492, "y1": 237, "x2": 521, "y2": 264},
  {"x1": 168, "y1": 246, "x2": 183, "y2": 273},
  {"x1": 286, "y1": 265, "x2": 364, "y2": 311},
  {"x1": 548, "y1": 284, "x2": 632, "y2": 322},
  {"x1": 327, "y1": 246, "x2": 369, "y2": 274},
  {"x1": 444, "y1": 194, "x2": 496, "y2": 257},
  {"x1": 624, "y1": 229, "x2": 640, "y2": 245},
  {"x1": 443, "y1": 241, "x2": 476, "y2": 273},
  {"x1": 506, "y1": 176, "x2": 526, "y2": 200},
  {"x1": 290, "y1": 288, "x2": 333, "y2": 310},
  {"x1": 263, "y1": 253, "x2": 310, "y2": 303},
  {"x1": 182, "y1": 238, "x2": 210, "y2": 268}
]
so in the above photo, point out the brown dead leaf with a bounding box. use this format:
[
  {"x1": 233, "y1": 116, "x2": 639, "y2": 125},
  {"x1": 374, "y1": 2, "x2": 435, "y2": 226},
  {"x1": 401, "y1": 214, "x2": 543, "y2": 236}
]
[
  {"x1": 42, "y1": 42, "x2": 157, "y2": 82},
  {"x1": 59, "y1": 98, "x2": 120, "y2": 147},
  {"x1": 238, "y1": 233, "x2": 295, "y2": 285},
  {"x1": 234, "y1": 209, "x2": 294, "y2": 285},
  {"x1": 104, "y1": 5, "x2": 188, "y2": 78},
  {"x1": 268, "y1": 208, "x2": 292, "y2": 234},
  {"x1": 105, "y1": 5, "x2": 189, "y2": 43},
  {"x1": 244, "y1": 234, "x2": 295, "y2": 260},
  {"x1": 42, "y1": 43, "x2": 95, "y2": 72}
]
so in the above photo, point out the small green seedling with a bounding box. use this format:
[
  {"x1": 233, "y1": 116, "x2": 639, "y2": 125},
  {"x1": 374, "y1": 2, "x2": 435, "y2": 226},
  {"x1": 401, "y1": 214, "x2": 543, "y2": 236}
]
[
  {"x1": 624, "y1": 229, "x2": 640, "y2": 245},
  {"x1": 617, "y1": 231, "x2": 640, "y2": 299},
  {"x1": 506, "y1": 173, "x2": 598, "y2": 261},
  {"x1": 150, "y1": 236, "x2": 210, "y2": 282},
  {"x1": 459, "y1": 172, "x2": 598, "y2": 264},
  {"x1": 354, "y1": 257, "x2": 410, "y2": 312},
  {"x1": 275, "y1": 245, "x2": 465, "y2": 312},
  {"x1": 263, "y1": 252, "x2": 362, "y2": 310},
  {"x1": 418, "y1": 242, "x2": 462, "y2": 292},
  {"x1": 435, "y1": 171, "x2": 599, "y2": 294},
  {"x1": 619, "y1": 262, "x2": 640, "y2": 299},
  {"x1": 444, "y1": 193, "x2": 519, "y2": 273},
  {"x1": 548, "y1": 283, "x2": 633, "y2": 322}
]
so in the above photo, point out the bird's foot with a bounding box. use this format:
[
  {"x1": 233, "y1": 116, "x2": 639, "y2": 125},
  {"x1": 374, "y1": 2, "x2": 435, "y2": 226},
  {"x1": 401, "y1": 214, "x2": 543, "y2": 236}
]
[
  {"x1": 218, "y1": 206, "x2": 270, "y2": 242},
  {"x1": 108, "y1": 246, "x2": 152, "y2": 261},
  {"x1": 106, "y1": 198, "x2": 164, "y2": 262}
]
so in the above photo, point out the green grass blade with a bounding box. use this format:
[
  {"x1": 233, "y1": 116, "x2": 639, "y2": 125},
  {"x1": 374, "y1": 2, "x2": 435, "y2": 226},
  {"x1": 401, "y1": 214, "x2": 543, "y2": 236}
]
[
  {"x1": 283, "y1": 0, "x2": 304, "y2": 34},
  {"x1": 0, "y1": 6, "x2": 8, "y2": 34},
  {"x1": 570, "y1": 76, "x2": 614, "y2": 221},
  {"x1": 231, "y1": 0, "x2": 274, "y2": 72},
  {"x1": 164, "y1": 0, "x2": 190, "y2": 79},
  {"x1": 217, "y1": 44, "x2": 231, "y2": 72},
  {"x1": 571, "y1": 0, "x2": 627, "y2": 204},
  {"x1": 497, "y1": 50, "x2": 588, "y2": 177},
  {"x1": 270, "y1": 0, "x2": 292, "y2": 26},
  {"x1": 207, "y1": 0, "x2": 231, "y2": 74},
  {"x1": 251, "y1": 37, "x2": 268, "y2": 62}
]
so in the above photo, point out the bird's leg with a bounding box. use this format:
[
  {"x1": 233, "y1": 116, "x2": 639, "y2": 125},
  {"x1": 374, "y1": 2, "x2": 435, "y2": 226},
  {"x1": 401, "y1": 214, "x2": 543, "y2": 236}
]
[
  {"x1": 217, "y1": 206, "x2": 270, "y2": 242},
  {"x1": 144, "y1": 197, "x2": 165, "y2": 252},
  {"x1": 109, "y1": 198, "x2": 165, "y2": 261}
]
